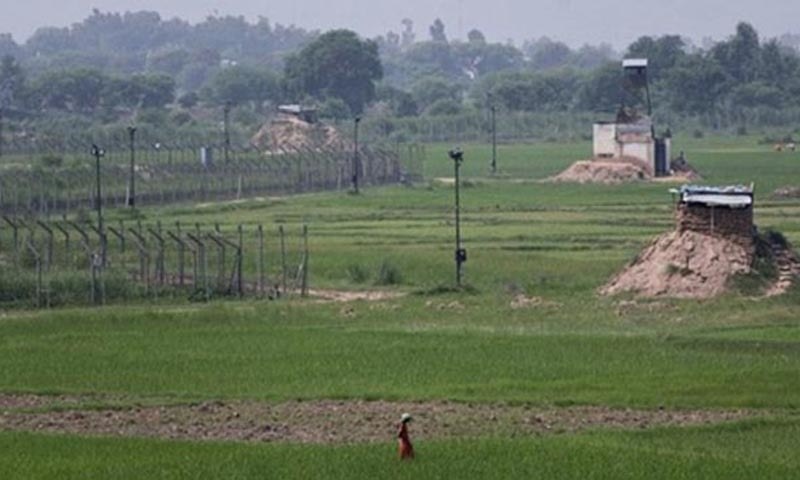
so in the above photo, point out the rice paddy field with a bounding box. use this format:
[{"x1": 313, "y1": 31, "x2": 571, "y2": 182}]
[{"x1": 1, "y1": 134, "x2": 799, "y2": 479}]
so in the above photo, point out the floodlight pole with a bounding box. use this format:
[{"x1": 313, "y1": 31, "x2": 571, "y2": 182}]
[
  {"x1": 92, "y1": 144, "x2": 106, "y2": 265},
  {"x1": 490, "y1": 103, "x2": 497, "y2": 175},
  {"x1": 0, "y1": 106, "x2": 4, "y2": 158},
  {"x1": 92, "y1": 144, "x2": 104, "y2": 233},
  {"x1": 451, "y1": 148, "x2": 465, "y2": 287},
  {"x1": 223, "y1": 101, "x2": 231, "y2": 164},
  {"x1": 352, "y1": 116, "x2": 361, "y2": 194},
  {"x1": 127, "y1": 126, "x2": 136, "y2": 207}
]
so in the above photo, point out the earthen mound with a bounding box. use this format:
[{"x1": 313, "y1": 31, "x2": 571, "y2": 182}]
[
  {"x1": 773, "y1": 186, "x2": 800, "y2": 199},
  {"x1": 251, "y1": 115, "x2": 347, "y2": 152},
  {"x1": 600, "y1": 230, "x2": 753, "y2": 298},
  {"x1": 549, "y1": 157, "x2": 651, "y2": 184}
]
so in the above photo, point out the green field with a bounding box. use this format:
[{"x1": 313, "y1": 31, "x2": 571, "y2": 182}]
[{"x1": 1, "y1": 134, "x2": 800, "y2": 478}]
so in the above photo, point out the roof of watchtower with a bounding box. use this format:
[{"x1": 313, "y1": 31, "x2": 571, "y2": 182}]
[{"x1": 670, "y1": 185, "x2": 753, "y2": 208}]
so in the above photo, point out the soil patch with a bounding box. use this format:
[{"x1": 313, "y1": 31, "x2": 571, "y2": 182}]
[
  {"x1": 773, "y1": 186, "x2": 800, "y2": 199},
  {"x1": 549, "y1": 157, "x2": 701, "y2": 185},
  {"x1": 550, "y1": 158, "x2": 650, "y2": 184},
  {"x1": 0, "y1": 394, "x2": 756, "y2": 444},
  {"x1": 251, "y1": 115, "x2": 347, "y2": 152},
  {"x1": 308, "y1": 289, "x2": 405, "y2": 303},
  {"x1": 600, "y1": 230, "x2": 753, "y2": 298}
]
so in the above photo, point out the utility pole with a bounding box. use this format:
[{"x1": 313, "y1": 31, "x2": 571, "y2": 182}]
[
  {"x1": 449, "y1": 148, "x2": 466, "y2": 287},
  {"x1": 92, "y1": 144, "x2": 105, "y2": 232},
  {"x1": 223, "y1": 101, "x2": 231, "y2": 164},
  {"x1": 352, "y1": 116, "x2": 361, "y2": 194},
  {"x1": 0, "y1": 106, "x2": 4, "y2": 159},
  {"x1": 127, "y1": 126, "x2": 136, "y2": 207},
  {"x1": 488, "y1": 93, "x2": 497, "y2": 175},
  {"x1": 490, "y1": 103, "x2": 497, "y2": 175},
  {"x1": 92, "y1": 144, "x2": 106, "y2": 266}
]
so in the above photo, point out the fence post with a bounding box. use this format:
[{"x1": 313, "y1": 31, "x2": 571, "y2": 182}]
[
  {"x1": 187, "y1": 232, "x2": 209, "y2": 301},
  {"x1": 279, "y1": 225, "x2": 287, "y2": 296},
  {"x1": 237, "y1": 225, "x2": 244, "y2": 297},
  {"x1": 53, "y1": 221, "x2": 70, "y2": 267},
  {"x1": 167, "y1": 230, "x2": 186, "y2": 287},
  {"x1": 301, "y1": 224, "x2": 309, "y2": 297},
  {"x1": 2, "y1": 216, "x2": 19, "y2": 267},
  {"x1": 148, "y1": 227, "x2": 166, "y2": 286},
  {"x1": 257, "y1": 224, "x2": 265, "y2": 295},
  {"x1": 129, "y1": 228, "x2": 150, "y2": 294},
  {"x1": 24, "y1": 238, "x2": 42, "y2": 308},
  {"x1": 36, "y1": 220, "x2": 54, "y2": 272}
]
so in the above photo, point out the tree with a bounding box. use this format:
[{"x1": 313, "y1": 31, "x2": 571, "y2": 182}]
[
  {"x1": 467, "y1": 29, "x2": 486, "y2": 44},
  {"x1": 410, "y1": 76, "x2": 461, "y2": 108},
  {"x1": 429, "y1": 19, "x2": 447, "y2": 43},
  {"x1": 375, "y1": 84, "x2": 418, "y2": 116},
  {"x1": 284, "y1": 29, "x2": 382, "y2": 114},
  {"x1": 207, "y1": 66, "x2": 278, "y2": 109},
  {"x1": 664, "y1": 54, "x2": 729, "y2": 114},
  {"x1": 526, "y1": 37, "x2": 572, "y2": 70},
  {"x1": 625, "y1": 35, "x2": 685, "y2": 79},
  {"x1": 712, "y1": 22, "x2": 761, "y2": 83}
]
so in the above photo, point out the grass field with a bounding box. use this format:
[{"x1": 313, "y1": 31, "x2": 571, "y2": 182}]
[{"x1": 1, "y1": 133, "x2": 799, "y2": 478}]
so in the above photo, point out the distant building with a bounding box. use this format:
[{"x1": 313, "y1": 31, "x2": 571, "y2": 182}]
[
  {"x1": 277, "y1": 105, "x2": 318, "y2": 124},
  {"x1": 593, "y1": 58, "x2": 672, "y2": 176}
]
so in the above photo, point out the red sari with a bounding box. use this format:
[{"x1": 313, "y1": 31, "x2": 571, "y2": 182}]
[{"x1": 397, "y1": 422, "x2": 414, "y2": 459}]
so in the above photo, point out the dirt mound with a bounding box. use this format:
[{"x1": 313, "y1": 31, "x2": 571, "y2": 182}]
[
  {"x1": 670, "y1": 155, "x2": 702, "y2": 181},
  {"x1": 773, "y1": 186, "x2": 800, "y2": 199},
  {"x1": 251, "y1": 115, "x2": 347, "y2": 152},
  {"x1": 549, "y1": 157, "x2": 651, "y2": 184},
  {"x1": 600, "y1": 230, "x2": 754, "y2": 298}
]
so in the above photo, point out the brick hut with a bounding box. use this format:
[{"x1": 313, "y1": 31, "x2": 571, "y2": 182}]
[{"x1": 672, "y1": 185, "x2": 755, "y2": 248}]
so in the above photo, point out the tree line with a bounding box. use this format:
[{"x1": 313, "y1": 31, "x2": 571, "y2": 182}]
[{"x1": 1, "y1": 11, "x2": 800, "y2": 139}]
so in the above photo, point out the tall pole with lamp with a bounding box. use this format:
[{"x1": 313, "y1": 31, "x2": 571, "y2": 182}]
[
  {"x1": 352, "y1": 116, "x2": 361, "y2": 194},
  {"x1": 127, "y1": 126, "x2": 136, "y2": 207},
  {"x1": 449, "y1": 148, "x2": 466, "y2": 287}
]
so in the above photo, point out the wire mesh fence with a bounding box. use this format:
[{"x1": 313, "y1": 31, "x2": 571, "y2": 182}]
[
  {"x1": 0, "y1": 216, "x2": 311, "y2": 308},
  {"x1": 0, "y1": 134, "x2": 426, "y2": 216}
]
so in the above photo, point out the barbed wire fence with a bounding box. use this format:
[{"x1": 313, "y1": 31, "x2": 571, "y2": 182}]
[
  {"x1": 0, "y1": 131, "x2": 426, "y2": 307},
  {"x1": 0, "y1": 133, "x2": 426, "y2": 217},
  {"x1": 0, "y1": 216, "x2": 311, "y2": 308}
]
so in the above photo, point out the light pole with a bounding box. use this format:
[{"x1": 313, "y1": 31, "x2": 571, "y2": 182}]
[
  {"x1": 127, "y1": 126, "x2": 136, "y2": 207},
  {"x1": 92, "y1": 144, "x2": 105, "y2": 232},
  {"x1": 92, "y1": 144, "x2": 106, "y2": 266},
  {"x1": 352, "y1": 116, "x2": 361, "y2": 194},
  {"x1": 223, "y1": 101, "x2": 231, "y2": 164},
  {"x1": 488, "y1": 94, "x2": 497, "y2": 175},
  {"x1": 449, "y1": 147, "x2": 466, "y2": 287}
]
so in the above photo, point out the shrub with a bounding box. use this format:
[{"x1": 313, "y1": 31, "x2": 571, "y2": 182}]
[
  {"x1": 375, "y1": 260, "x2": 402, "y2": 286},
  {"x1": 346, "y1": 264, "x2": 370, "y2": 284}
]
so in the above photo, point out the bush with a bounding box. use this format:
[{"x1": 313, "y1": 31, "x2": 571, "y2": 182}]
[
  {"x1": 346, "y1": 264, "x2": 370, "y2": 284},
  {"x1": 375, "y1": 260, "x2": 402, "y2": 286}
]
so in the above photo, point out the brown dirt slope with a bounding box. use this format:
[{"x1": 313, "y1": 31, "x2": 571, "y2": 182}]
[
  {"x1": 600, "y1": 230, "x2": 753, "y2": 298},
  {"x1": 550, "y1": 157, "x2": 651, "y2": 184},
  {"x1": 251, "y1": 115, "x2": 346, "y2": 152}
]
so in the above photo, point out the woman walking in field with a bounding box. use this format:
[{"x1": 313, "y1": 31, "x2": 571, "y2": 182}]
[{"x1": 397, "y1": 413, "x2": 414, "y2": 460}]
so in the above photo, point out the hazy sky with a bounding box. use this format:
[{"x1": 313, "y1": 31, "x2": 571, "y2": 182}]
[{"x1": 4, "y1": 0, "x2": 800, "y2": 48}]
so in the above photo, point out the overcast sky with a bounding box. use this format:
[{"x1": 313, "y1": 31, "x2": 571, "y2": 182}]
[{"x1": 3, "y1": 0, "x2": 800, "y2": 48}]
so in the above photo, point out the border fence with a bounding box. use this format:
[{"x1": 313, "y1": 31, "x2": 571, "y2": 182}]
[
  {"x1": 0, "y1": 134, "x2": 425, "y2": 216},
  {"x1": 0, "y1": 216, "x2": 311, "y2": 308}
]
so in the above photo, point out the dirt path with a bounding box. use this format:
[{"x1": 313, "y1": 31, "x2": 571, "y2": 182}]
[{"x1": 0, "y1": 394, "x2": 757, "y2": 445}]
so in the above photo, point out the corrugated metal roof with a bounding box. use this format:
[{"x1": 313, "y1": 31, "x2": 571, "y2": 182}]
[
  {"x1": 670, "y1": 184, "x2": 754, "y2": 207},
  {"x1": 623, "y1": 58, "x2": 648, "y2": 68}
]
